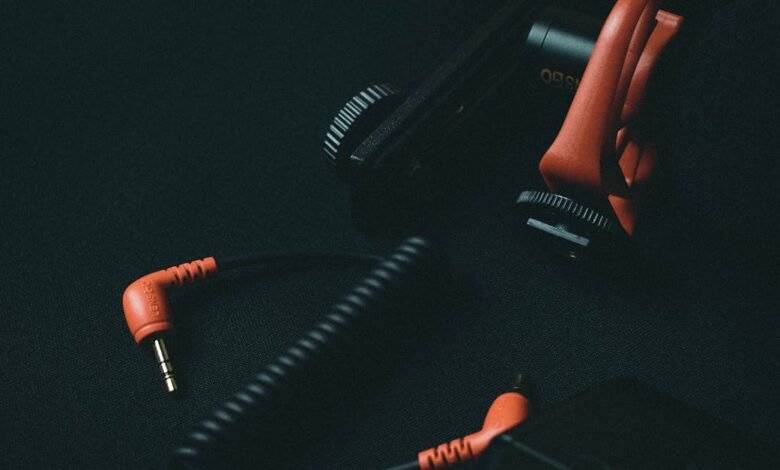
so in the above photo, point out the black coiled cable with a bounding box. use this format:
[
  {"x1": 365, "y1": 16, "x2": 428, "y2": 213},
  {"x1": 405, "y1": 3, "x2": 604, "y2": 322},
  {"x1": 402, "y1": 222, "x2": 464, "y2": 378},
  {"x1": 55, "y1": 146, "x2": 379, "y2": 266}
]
[{"x1": 170, "y1": 237, "x2": 447, "y2": 469}]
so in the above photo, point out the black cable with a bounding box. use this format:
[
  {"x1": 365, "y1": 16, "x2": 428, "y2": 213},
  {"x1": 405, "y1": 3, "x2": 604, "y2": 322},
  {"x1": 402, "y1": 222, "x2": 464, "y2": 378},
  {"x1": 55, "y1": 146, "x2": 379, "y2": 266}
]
[
  {"x1": 218, "y1": 251, "x2": 383, "y2": 271},
  {"x1": 170, "y1": 237, "x2": 447, "y2": 469},
  {"x1": 384, "y1": 461, "x2": 421, "y2": 470}
]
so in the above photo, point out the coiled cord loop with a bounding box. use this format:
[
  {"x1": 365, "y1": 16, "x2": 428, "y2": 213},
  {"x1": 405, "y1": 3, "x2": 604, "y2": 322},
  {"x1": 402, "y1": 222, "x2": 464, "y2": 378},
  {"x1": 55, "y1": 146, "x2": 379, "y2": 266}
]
[{"x1": 170, "y1": 237, "x2": 446, "y2": 469}]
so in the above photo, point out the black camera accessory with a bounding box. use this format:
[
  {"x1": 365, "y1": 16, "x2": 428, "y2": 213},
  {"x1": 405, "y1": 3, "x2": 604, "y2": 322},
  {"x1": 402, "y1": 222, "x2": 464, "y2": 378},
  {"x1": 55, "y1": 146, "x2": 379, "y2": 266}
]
[{"x1": 517, "y1": 0, "x2": 683, "y2": 259}]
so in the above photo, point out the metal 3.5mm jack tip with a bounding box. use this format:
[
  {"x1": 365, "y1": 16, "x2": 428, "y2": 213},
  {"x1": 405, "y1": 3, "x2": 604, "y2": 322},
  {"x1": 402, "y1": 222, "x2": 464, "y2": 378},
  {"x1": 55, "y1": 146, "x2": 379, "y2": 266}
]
[{"x1": 152, "y1": 336, "x2": 177, "y2": 393}]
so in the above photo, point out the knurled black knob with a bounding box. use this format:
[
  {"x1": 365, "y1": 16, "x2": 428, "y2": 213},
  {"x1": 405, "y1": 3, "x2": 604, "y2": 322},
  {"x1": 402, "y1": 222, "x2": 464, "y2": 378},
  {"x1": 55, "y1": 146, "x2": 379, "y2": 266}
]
[
  {"x1": 516, "y1": 190, "x2": 627, "y2": 259},
  {"x1": 323, "y1": 83, "x2": 404, "y2": 167}
]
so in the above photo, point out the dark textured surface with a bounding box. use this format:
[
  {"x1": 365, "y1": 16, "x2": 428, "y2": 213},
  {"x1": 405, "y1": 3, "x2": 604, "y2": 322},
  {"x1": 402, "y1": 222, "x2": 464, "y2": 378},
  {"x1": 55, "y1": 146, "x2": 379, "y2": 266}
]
[{"x1": 1, "y1": 1, "x2": 778, "y2": 468}]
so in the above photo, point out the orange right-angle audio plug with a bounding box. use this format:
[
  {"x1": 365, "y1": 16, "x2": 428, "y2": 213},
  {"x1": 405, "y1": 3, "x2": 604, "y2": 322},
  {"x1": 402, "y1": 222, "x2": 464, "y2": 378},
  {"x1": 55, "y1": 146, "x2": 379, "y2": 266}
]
[
  {"x1": 413, "y1": 376, "x2": 531, "y2": 470},
  {"x1": 122, "y1": 257, "x2": 218, "y2": 393},
  {"x1": 121, "y1": 250, "x2": 387, "y2": 394}
]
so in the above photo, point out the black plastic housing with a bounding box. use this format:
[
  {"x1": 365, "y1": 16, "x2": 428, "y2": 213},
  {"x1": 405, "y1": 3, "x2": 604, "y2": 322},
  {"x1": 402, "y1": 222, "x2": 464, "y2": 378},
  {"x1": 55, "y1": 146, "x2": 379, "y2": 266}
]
[
  {"x1": 480, "y1": 379, "x2": 780, "y2": 469},
  {"x1": 332, "y1": 0, "x2": 608, "y2": 231}
]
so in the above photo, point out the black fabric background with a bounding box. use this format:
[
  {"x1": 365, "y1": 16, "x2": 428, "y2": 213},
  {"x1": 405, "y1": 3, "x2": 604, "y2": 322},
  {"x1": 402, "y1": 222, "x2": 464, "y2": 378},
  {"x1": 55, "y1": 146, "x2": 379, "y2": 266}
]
[{"x1": 1, "y1": 1, "x2": 778, "y2": 468}]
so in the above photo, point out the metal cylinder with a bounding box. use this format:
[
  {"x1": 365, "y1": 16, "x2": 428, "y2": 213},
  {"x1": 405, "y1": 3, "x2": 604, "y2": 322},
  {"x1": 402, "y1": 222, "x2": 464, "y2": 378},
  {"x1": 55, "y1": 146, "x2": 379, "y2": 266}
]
[
  {"x1": 525, "y1": 5, "x2": 603, "y2": 94},
  {"x1": 152, "y1": 337, "x2": 177, "y2": 393}
]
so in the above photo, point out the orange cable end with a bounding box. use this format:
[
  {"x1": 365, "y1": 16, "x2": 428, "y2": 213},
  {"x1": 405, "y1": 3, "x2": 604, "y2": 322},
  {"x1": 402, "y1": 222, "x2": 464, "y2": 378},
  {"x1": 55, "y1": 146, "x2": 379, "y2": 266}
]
[
  {"x1": 122, "y1": 257, "x2": 218, "y2": 344},
  {"x1": 417, "y1": 392, "x2": 530, "y2": 470}
]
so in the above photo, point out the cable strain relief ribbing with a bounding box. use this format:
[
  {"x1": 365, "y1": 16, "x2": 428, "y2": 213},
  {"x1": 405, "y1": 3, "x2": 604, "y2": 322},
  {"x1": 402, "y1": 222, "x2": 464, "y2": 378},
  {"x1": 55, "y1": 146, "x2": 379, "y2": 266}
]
[
  {"x1": 419, "y1": 437, "x2": 474, "y2": 470},
  {"x1": 165, "y1": 257, "x2": 218, "y2": 287}
]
